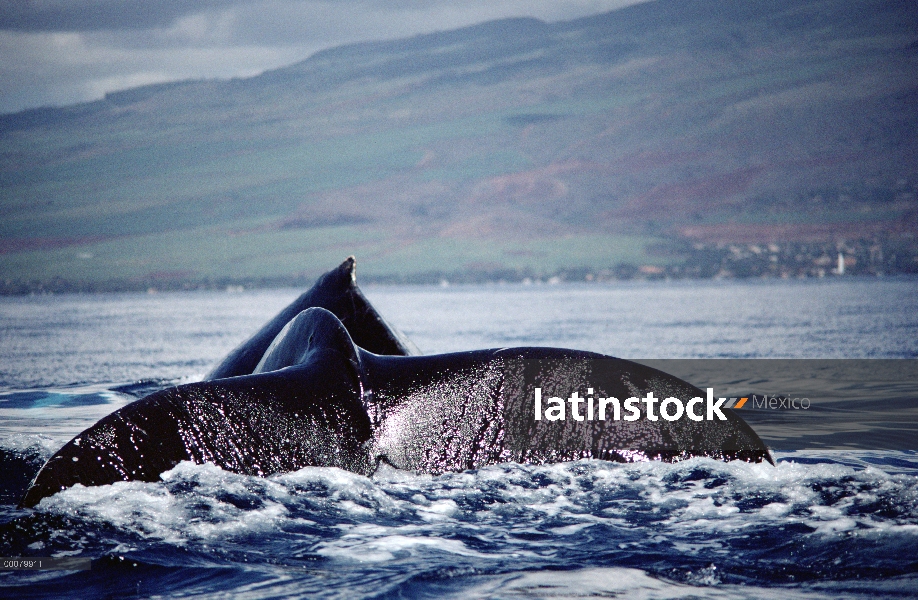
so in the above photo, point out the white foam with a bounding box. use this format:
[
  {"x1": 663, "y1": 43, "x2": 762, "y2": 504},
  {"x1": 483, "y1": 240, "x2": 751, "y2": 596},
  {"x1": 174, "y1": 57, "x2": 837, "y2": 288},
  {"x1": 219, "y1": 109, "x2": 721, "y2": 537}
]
[
  {"x1": 28, "y1": 453, "x2": 918, "y2": 563},
  {"x1": 39, "y1": 462, "x2": 295, "y2": 544},
  {"x1": 0, "y1": 432, "x2": 60, "y2": 458},
  {"x1": 315, "y1": 533, "x2": 494, "y2": 563}
]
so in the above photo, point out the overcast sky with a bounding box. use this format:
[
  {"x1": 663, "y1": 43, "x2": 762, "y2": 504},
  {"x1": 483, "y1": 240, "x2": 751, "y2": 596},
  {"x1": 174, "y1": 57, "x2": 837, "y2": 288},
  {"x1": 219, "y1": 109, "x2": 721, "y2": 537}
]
[{"x1": 0, "y1": 0, "x2": 651, "y2": 115}]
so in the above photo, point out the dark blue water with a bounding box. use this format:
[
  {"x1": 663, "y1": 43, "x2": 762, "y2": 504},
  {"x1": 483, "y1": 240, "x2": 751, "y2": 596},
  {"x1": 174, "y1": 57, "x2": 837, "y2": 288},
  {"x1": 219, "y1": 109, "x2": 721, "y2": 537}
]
[{"x1": 1, "y1": 277, "x2": 917, "y2": 598}]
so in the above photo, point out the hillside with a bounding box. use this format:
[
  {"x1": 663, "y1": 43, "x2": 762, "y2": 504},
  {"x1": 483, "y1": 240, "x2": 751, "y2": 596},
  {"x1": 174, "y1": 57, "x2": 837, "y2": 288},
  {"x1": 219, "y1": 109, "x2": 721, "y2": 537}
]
[{"x1": 1, "y1": 0, "x2": 917, "y2": 291}]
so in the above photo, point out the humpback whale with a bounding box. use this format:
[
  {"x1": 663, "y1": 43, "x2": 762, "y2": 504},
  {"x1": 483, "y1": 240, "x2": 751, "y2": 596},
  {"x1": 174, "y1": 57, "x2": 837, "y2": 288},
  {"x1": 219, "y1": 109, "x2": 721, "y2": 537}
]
[{"x1": 21, "y1": 258, "x2": 771, "y2": 507}]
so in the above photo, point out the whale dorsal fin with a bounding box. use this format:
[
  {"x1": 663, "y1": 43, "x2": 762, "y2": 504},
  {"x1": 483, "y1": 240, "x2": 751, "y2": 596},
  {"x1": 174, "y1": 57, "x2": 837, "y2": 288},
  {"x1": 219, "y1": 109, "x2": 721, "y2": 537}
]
[
  {"x1": 319, "y1": 257, "x2": 420, "y2": 357},
  {"x1": 207, "y1": 256, "x2": 418, "y2": 380}
]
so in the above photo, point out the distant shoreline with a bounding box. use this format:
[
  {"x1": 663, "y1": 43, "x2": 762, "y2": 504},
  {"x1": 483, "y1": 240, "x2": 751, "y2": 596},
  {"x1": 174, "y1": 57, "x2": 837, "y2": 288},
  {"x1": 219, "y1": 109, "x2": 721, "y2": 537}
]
[
  {"x1": 3, "y1": 269, "x2": 916, "y2": 297},
  {"x1": 4, "y1": 237, "x2": 917, "y2": 296}
]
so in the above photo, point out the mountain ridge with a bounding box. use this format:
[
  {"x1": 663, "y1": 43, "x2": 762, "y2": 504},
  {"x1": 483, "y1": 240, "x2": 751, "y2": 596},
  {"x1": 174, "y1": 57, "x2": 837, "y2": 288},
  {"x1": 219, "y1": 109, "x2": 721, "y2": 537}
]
[{"x1": 2, "y1": 0, "x2": 917, "y2": 291}]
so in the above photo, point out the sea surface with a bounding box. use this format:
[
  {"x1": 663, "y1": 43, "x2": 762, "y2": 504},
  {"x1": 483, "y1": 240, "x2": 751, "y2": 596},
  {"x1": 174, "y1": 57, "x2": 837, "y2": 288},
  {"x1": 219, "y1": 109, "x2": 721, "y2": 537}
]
[{"x1": 1, "y1": 276, "x2": 917, "y2": 599}]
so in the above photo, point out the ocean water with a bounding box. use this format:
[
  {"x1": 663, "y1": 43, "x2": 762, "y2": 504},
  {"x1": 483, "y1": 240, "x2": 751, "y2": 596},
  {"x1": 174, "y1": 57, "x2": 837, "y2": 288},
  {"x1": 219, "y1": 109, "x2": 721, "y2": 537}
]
[{"x1": 1, "y1": 276, "x2": 917, "y2": 598}]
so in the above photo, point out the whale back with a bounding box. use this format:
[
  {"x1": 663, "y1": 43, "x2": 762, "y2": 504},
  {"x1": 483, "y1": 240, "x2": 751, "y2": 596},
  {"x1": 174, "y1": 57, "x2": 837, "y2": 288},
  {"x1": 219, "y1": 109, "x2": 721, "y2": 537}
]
[
  {"x1": 207, "y1": 256, "x2": 418, "y2": 380},
  {"x1": 254, "y1": 307, "x2": 363, "y2": 375}
]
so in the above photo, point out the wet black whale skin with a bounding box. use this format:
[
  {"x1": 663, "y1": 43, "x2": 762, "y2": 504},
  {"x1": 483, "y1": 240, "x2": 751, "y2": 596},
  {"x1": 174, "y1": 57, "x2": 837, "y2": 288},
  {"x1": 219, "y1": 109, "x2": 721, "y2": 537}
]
[
  {"x1": 206, "y1": 255, "x2": 418, "y2": 380},
  {"x1": 21, "y1": 262, "x2": 771, "y2": 508}
]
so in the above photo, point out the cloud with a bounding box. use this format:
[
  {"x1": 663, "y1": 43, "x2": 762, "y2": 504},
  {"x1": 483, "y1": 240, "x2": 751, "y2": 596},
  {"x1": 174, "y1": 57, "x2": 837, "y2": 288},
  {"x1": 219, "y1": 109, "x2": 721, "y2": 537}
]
[
  {"x1": 0, "y1": 0, "x2": 650, "y2": 113},
  {"x1": 0, "y1": 0, "x2": 239, "y2": 32}
]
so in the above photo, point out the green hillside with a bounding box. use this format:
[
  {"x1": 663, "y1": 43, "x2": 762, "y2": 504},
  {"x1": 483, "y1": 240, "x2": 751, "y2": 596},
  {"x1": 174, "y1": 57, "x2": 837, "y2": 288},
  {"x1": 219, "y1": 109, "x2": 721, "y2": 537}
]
[{"x1": 1, "y1": 0, "x2": 916, "y2": 290}]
